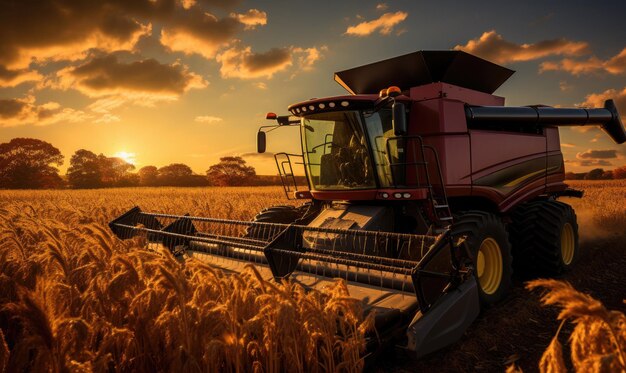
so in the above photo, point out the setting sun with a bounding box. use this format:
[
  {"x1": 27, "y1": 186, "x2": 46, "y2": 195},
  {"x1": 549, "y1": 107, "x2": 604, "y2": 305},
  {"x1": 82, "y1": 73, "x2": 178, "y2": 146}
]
[{"x1": 113, "y1": 151, "x2": 136, "y2": 165}]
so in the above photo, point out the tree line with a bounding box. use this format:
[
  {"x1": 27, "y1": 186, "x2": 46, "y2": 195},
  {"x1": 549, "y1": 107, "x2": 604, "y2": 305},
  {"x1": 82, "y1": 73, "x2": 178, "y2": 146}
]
[
  {"x1": 3, "y1": 138, "x2": 625, "y2": 189},
  {"x1": 565, "y1": 167, "x2": 626, "y2": 180},
  {"x1": 0, "y1": 138, "x2": 260, "y2": 189}
]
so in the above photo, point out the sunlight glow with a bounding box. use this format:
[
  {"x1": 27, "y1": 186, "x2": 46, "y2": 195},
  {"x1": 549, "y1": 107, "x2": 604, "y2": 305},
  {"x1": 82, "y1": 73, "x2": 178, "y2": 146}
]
[{"x1": 113, "y1": 151, "x2": 136, "y2": 165}]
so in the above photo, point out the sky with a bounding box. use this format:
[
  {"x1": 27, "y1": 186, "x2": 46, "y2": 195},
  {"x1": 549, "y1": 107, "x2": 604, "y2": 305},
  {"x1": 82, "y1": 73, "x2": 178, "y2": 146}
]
[{"x1": 1, "y1": 0, "x2": 626, "y2": 175}]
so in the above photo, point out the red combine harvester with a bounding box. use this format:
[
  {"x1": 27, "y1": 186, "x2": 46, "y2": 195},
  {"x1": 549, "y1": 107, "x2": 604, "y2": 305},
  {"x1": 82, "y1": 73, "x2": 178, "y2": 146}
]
[{"x1": 110, "y1": 51, "x2": 625, "y2": 358}]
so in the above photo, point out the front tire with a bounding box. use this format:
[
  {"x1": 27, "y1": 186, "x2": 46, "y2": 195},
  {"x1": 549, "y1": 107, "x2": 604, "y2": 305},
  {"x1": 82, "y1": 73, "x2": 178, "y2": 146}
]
[
  {"x1": 245, "y1": 204, "x2": 310, "y2": 238},
  {"x1": 451, "y1": 211, "x2": 513, "y2": 306}
]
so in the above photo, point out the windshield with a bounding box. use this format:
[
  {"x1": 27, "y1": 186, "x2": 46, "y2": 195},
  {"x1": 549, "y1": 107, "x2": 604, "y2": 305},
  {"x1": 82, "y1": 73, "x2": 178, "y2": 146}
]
[
  {"x1": 363, "y1": 109, "x2": 395, "y2": 187},
  {"x1": 302, "y1": 111, "x2": 376, "y2": 190}
]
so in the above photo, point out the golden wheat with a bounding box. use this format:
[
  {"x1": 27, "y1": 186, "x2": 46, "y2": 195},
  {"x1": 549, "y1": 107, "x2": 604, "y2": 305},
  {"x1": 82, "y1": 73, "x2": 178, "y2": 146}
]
[
  {"x1": 0, "y1": 187, "x2": 371, "y2": 372},
  {"x1": 527, "y1": 279, "x2": 626, "y2": 373},
  {"x1": 1, "y1": 181, "x2": 625, "y2": 372}
]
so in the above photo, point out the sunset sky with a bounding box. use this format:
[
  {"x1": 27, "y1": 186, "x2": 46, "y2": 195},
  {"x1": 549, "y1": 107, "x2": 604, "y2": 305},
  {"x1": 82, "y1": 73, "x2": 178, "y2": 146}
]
[{"x1": 1, "y1": 0, "x2": 625, "y2": 175}]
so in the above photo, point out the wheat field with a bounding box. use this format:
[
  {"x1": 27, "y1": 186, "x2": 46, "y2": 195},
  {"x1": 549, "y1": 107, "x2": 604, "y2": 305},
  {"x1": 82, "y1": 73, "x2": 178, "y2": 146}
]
[
  {"x1": 0, "y1": 187, "x2": 371, "y2": 372},
  {"x1": 0, "y1": 182, "x2": 624, "y2": 372}
]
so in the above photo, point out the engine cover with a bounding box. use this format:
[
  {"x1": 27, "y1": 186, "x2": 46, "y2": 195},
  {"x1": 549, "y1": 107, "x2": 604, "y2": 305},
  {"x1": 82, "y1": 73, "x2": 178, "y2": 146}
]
[{"x1": 302, "y1": 204, "x2": 394, "y2": 254}]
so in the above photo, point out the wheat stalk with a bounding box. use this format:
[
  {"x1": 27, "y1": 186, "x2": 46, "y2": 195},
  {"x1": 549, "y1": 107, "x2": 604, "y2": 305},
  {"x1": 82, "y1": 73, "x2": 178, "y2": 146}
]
[{"x1": 527, "y1": 279, "x2": 626, "y2": 372}]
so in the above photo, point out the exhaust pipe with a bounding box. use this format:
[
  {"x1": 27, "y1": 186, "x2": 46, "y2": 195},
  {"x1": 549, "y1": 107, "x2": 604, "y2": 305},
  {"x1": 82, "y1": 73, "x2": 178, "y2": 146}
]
[{"x1": 465, "y1": 99, "x2": 625, "y2": 144}]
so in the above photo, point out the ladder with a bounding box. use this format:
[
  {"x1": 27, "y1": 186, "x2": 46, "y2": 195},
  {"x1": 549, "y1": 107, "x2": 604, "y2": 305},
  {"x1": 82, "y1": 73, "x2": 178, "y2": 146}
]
[{"x1": 385, "y1": 136, "x2": 453, "y2": 228}]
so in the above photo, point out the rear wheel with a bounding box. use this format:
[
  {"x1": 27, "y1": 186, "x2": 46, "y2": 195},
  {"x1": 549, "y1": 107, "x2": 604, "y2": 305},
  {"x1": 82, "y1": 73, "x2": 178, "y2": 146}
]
[
  {"x1": 451, "y1": 211, "x2": 513, "y2": 306},
  {"x1": 509, "y1": 200, "x2": 579, "y2": 275}
]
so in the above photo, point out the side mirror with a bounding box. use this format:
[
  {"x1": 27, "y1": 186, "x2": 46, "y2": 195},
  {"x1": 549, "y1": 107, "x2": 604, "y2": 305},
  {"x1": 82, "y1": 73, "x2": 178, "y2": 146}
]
[
  {"x1": 257, "y1": 131, "x2": 266, "y2": 153},
  {"x1": 393, "y1": 102, "x2": 407, "y2": 136}
]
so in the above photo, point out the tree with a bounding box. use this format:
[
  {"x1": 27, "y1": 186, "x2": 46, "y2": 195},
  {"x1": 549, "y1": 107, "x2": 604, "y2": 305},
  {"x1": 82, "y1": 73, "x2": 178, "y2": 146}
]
[
  {"x1": 584, "y1": 168, "x2": 606, "y2": 180},
  {"x1": 138, "y1": 165, "x2": 159, "y2": 186},
  {"x1": 206, "y1": 156, "x2": 256, "y2": 186},
  {"x1": 612, "y1": 165, "x2": 626, "y2": 179},
  {"x1": 602, "y1": 170, "x2": 614, "y2": 180},
  {"x1": 0, "y1": 138, "x2": 64, "y2": 189},
  {"x1": 98, "y1": 156, "x2": 135, "y2": 186},
  {"x1": 157, "y1": 163, "x2": 194, "y2": 186},
  {"x1": 67, "y1": 150, "x2": 136, "y2": 188},
  {"x1": 117, "y1": 172, "x2": 140, "y2": 187},
  {"x1": 564, "y1": 172, "x2": 585, "y2": 180},
  {"x1": 67, "y1": 149, "x2": 102, "y2": 188}
]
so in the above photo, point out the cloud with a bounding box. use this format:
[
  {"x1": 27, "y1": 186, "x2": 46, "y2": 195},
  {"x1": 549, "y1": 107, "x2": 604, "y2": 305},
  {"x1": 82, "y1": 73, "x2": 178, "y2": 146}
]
[
  {"x1": 345, "y1": 11, "x2": 408, "y2": 36},
  {"x1": 231, "y1": 9, "x2": 267, "y2": 30},
  {"x1": 87, "y1": 96, "x2": 129, "y2": 114},
  {"x1": 94, "y1": 113, "x2": 121, "y2": 124},
  {"x1": 540, "y1": 57, "x2": 604, "y2": 76},
  {"x1": 454, "y1": 30, "x2": 588, "y2": 65},
  {"x1": 216, "y1": 45, "x2": 326, "y2": 79},
  {"x1": 579, "y1": 87, "x2": 626, "y2": 121},
  {"x1": 0, "y1": 0, "x2": 265, "y2": 75},
  {"x1": 566, "y1": 159, "x2": 612, "y2": 167},
  {"x1": 570, "y1": 126, "x2": 598, "y2": 134},
  {"x1": 561, "y1": 143, "x2": 576, "y2": 148},
  {"x1": 576, "y1": 149, "x2": 618, "y2": 159},
  {"x1": 605, "y1": 48, "x2": 626, "y2": 74},
  {"x1": 0, "y1": 96, "x2": 89, "y2": 127},
  {"x1": 50, "y1": 55, "x2": 206, "y2": 107},
  {"x1": 540, "y1": 48, "x2": 626, "y2": 76},
  {"x1": 0, "y1": 2, "x2": 154, "y2": 69},
  {"x1": 293, "y1": 46, "x2": 327, "y2": 71},
  {"x1": 376, "y1": 3, "x2": 389, "y2": 11},
  {"x1": 558, "y1": 81, "x2": 574, "y2": 92},
  {"x1": 0, "y1": 66, "x2": 42, "y2": 88},
  {"x1": 217, "y1": 46, "x2": 292, "y2": 79},
  {"x1": 159, "y1": 9, "x2": 247, "y2": 59},
  {"x1": 195, "y1": 115, "x2": 223, "y2": 123}
]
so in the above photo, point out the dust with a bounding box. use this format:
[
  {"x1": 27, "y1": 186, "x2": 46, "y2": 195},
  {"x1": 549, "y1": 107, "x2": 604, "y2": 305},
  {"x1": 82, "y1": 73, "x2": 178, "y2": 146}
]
[{"x1": 574, "y1": 206, "x2": 624, "y2": 243}]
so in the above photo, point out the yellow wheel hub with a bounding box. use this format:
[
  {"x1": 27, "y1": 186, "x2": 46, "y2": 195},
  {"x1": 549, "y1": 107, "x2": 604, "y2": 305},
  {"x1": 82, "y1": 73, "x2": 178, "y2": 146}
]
[
  {"x1": 561, "y1": 223, "x2": 575, "y2": 265},
  {"x1": 476, "y1": 238, "x2": 503, "y2": 295}
]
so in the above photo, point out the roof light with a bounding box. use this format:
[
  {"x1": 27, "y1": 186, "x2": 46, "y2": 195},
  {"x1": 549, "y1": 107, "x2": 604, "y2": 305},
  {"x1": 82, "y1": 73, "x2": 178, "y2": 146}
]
[
  {"x1": 266, "y1": 112, "x2": 277, "y2": 120},
  {"x1": 309, "y1": 105, "x2": 315, "y2": 111},
  {"x1": 381, "y1": 192, "x2": 389, "y2": 198},
  {"x1": 394, "y1": 193, "x2": 402, "y2": 198},
  {"x1": 329, "y1": 102, "x2": 336, "y2": 108},
  {"x1": 403, "y1": 193, "x2": 411, "y2": 198},
  {"x1": 319, "y1": 103, "x2": 325, "y2": 109},
  {"x1": 341, "y1": 101, "x2": 349, "y2": 107},
  {"x1": 301, "y1": 106, "x2": 307, "y2": 112},
  {"x1": 386, "y1": 86, "x2": 401, "y2": 97}
]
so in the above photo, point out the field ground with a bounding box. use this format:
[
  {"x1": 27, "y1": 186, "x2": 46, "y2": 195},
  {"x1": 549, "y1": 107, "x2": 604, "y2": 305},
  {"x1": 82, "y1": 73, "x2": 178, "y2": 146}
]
[{"x1": 0, "y1": 181, "x2": 624, "y2": 372}]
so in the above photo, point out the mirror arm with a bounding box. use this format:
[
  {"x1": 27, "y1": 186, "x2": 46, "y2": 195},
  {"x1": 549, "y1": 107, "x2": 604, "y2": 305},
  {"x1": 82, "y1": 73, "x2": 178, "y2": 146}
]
[
  {"x1": 259, "y1": 124, "x2": 281, "y2": 133},
  {"x1": 373, "y1": 96, "x2": 393, "y2": 112}
]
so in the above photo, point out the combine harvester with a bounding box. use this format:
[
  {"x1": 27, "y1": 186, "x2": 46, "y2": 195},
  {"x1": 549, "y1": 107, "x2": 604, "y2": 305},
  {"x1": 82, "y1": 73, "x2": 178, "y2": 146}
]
[{"x1": 110, "y1": 51, "x2": 625, "y2": 358}]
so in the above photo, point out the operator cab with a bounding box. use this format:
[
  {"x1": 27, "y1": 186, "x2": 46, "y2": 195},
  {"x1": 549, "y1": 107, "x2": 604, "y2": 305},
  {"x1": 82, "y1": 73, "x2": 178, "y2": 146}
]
[{"x1": 292, "y1": 96, "x2": 407, "y2": 193}]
